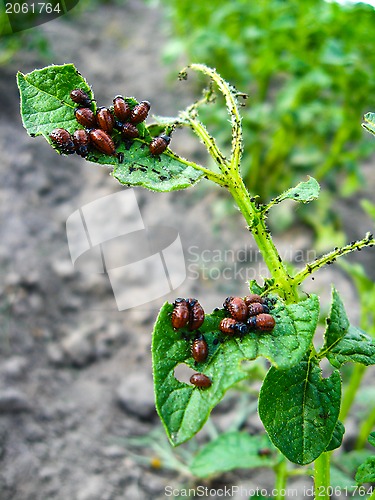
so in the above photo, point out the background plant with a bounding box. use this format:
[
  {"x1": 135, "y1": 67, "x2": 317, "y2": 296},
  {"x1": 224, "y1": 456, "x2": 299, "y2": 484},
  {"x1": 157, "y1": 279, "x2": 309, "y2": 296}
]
[
  {"x1": 18, "y1": 63, "x2": 375, "y2": 499},
  {"x1": 158, "y1": 0, "x2": 375, "y2": 250}
]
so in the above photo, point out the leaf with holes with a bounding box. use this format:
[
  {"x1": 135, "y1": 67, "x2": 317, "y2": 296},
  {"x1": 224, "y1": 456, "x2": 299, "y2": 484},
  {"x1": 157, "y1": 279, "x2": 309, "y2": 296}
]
[
  {"x1": 153, "y1": 294, "x2": 319, "y2": 446},
  {"x1": 258, "y1": 357, "x2": 341, "y2": 465},
  {"x1": 17, "y1": 64, "x2": 203, "y2": 192},
  {"x1": 152, "y1": 303, "x2": 251, "y2": 446}
]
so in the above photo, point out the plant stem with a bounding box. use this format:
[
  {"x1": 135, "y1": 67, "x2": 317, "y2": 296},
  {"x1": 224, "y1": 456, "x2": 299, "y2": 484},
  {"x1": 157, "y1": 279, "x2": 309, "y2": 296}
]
[
  {"x1": 292, "y1": 233, "x2": 375, "y2": 286},
  {"x1": 227, "y1": 173, "x2": 299, "y2": 302},
  {"x1": 340, "y1": 364, "x2": 366, "y2": 422},
  {"x1": 274, "y1": 459, "x2": 288, "y2": 500},
  {"x1": 314, "y1": 452, "x2": 330, "y2": 500},
  {"x1": 356, "y1": 403, "x2": 375, "y2": 450}
]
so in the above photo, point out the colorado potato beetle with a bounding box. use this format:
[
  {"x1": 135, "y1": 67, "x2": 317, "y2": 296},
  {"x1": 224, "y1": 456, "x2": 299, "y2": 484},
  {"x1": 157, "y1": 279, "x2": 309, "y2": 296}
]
[
  {"x1": 247, "y1": 302, "x2": 269, "y2": 317},
  {"x1": 191, "y1": 334, "x2": 209, "y2": 363},
  {"x1": 70, "y1": 88, "x2": 92, "y2": 107},
  {"x1": 96, "y1": 107, "x2": 114, "y2": 133},
  {"x1": 187, "y1": 298, "x2": 205, "y2": 331},
  {"x1": 224, "y1": 296, "x2": 248, "y2": 322},
  {"x1": 49, "y1": 128, "x2": 75, "y2": 154},
  {"x1": 75, "y1": 108, "x2": 97, "y2": 129},
  {"x1": 130, "y1": 100, "x2": 150, "y2": 124},
  {"x1": 247, "y1": 313, "x2": 275, "y2": 332},
  {"x1": 244, "y1": 294, "x2": 265, "y2": 306},
  {"x1": 190, "y1": 373, "x2": 212, "y2": 389},
  {"x1": 113, "y1": 96, "x2": 131, "y2": 122},
  {"x1": 149, "y1": 135, "x2": 170, "y2": 156},
  {"x1": 73, "y1": 129, "x2": 90, "y2": 157},
  {"x1": 89, "y1": 129, "x2": 117, "y2": 156},
  {"x1": 121, "y1": 123, "x2": 139, "y2": 139},
  {"x1": 171, "y1": 298, "x2": 190, "y2": 329}
]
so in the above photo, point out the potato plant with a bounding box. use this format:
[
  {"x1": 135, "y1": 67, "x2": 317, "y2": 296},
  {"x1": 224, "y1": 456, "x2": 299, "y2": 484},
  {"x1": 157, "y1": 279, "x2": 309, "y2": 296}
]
[{"x1": 18, "y1": 63, "x2": 375, "y2": 499}]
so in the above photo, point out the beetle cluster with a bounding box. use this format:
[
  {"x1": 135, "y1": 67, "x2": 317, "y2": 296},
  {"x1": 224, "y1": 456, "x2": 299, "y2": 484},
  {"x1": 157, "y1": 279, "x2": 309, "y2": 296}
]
[
  {"x1": 220, "y1": 294, "x2": 275, "y2": 337},
  {"x1": 48, "y1": 88, "x2": 171, "y2": 161},
  {"x1": 171, "y1": 298, "x2": 211, "y2": 389},
  {"x1": 171, "y1": 293, "x2": 276, "y2": 390}
]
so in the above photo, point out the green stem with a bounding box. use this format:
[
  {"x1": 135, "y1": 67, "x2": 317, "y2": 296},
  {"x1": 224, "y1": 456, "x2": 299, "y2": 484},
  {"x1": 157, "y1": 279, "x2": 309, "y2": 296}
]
[
  {"x1": 340, "y1": 364, "x2": 366, "y2": 422},
  {"x1": 356, "y1": 403, "x2": 375, "y2": 450},
  {"x1": 314, "y1": 452, "x2": 331, "y2": 500},
  {"x1": 292, "y1": 233, "x2": 375, "y2": 287},
  {"x1": 274, "y1": 459, "x2": 288, "y2": 500},
  {"x1": 227, "y1": 173, "x2": 299, "y2": 302},
  {"x1": 180, "y1": 63, "x2": 300, "y2": 301}
]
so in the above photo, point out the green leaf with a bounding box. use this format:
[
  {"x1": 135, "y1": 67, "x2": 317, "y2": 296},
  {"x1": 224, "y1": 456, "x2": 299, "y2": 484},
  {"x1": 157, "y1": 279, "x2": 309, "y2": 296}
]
[
  {"x1": 17, "y1": 64, "x2": 93, "y2": 136},
  {"x1": 362, "y1": 112, "x2": 375, "y2": 137},
  {"x1": 153, "y1": 295, "x2": 318, "y2": 446},
  {"x1": 326, "y1": 325, "x2": 375, "y2": 369},
  {"x1": 152, "y1": 304, "x2": 249, "y2": 446},
  {"x1": 258, "y1": 358, "x2": 341, "y2": 465},
  {"x1": 368, "y1": 432, "x2": 375, "y2": 448},
  {"x1": 325, "y1": 420, "x2": 345, "y2": 452},
  {"x1": 355, "y1": 457, "x2": 375, "y2": 484},
  {"x1": 189, "y1": 432, "x2": 279, "y2": 478},
  {"x1": 112, "y1": 147, "x2": 203, "y2": 192},
  {"x1": 252, "y1": 294, "x2": 319, "y2": 370},
  {"x1": 322, "y1": 287, "x2": 350, "y2": 353},
  {"x1": 265, "y1": 177, "x2": 320, "y2": 210},
  {"x1": 17, "y1": 64, "x2": 203, "y2": 193}
]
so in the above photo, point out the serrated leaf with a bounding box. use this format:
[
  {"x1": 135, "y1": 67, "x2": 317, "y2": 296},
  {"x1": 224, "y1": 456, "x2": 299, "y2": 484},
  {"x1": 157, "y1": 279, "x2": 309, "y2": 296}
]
[
  {"x1": 258, "y1": 358, "x2": 341, "y2": 465},
  {"x1": 355, "y1": 457, "x2": 375, "y2": 484},
  {"x1": 322, "y1": 287, "x2": 350, "y2": 353},
  {"x1": 189, "y1": 432, "x2": 279, "y2": 478},
  {"x1": 325, "y1": 420, "x2": 345, "y2": 452},
  {"x1": 253, "y1": 294, "x2": 319, "y2": 370},
  {"x1": 18, "y1": 64, "x2": 93, "y2": 136},
  {"x1": 362, "y1": 112, "x2": 375, "y2": 137},
  {"x1": 153, "y1": 295, "x2": 319, "y2": 445},
  {"x1": 266, "y1": 177, "x2": 320, "y2": 209},
  {"x1": 18, "y1": 64, "x2": 204, "y2": 193},
  {"x1": 327, "y1": 325, "x2": 375, "y2": 368}
]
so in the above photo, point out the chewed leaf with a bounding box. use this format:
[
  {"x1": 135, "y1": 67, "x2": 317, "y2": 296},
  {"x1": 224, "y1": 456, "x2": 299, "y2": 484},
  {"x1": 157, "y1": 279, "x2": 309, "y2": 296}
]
[
  {"x1": 152, "y1": 295, "x2": 319, "y2": 446},
  {"x1": 362, "y1": 112, "x2": 375, "y2": 137},
  {"x1": 17, "y1": 63, "x2": 204, "y2": 192},
  {"x1": 152, "y1": 304, "x2": 250, "y2": 446},
  {"x1": 266, "y1": 176, "x2": 320, "y2": 210}
]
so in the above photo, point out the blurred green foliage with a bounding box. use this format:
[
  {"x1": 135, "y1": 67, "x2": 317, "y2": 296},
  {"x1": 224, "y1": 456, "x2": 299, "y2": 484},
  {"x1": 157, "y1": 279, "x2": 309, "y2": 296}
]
[{"x1": 161, "y1": 0, "x2": 375, "y2": 200}]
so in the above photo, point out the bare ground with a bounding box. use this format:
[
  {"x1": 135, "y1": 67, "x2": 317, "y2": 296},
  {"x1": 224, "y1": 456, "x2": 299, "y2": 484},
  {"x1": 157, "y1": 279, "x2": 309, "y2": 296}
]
[{"x1": 0, "y1": 1, "x2": 374, "y2": 499}]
